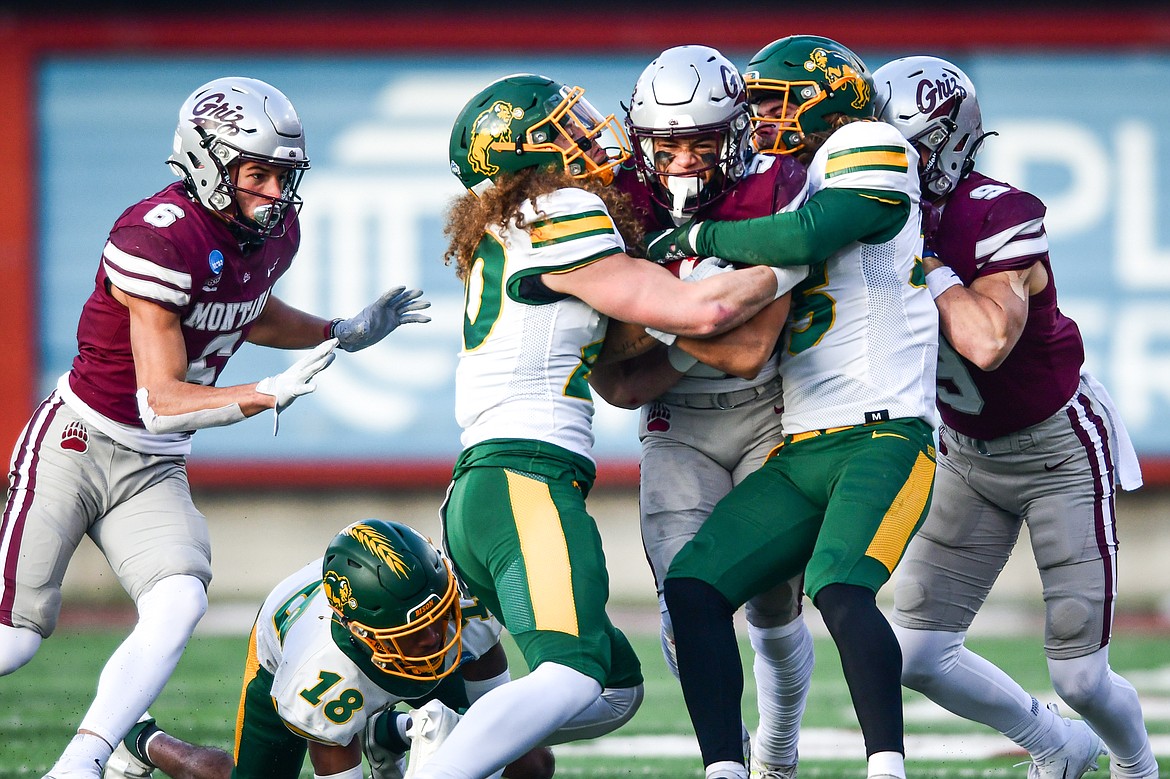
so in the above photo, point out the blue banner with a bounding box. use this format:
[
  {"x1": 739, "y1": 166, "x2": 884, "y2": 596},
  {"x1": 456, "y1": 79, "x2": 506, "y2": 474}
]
[{"x1": 37, "y1": 51, "x2": 1170, "y2": 462}]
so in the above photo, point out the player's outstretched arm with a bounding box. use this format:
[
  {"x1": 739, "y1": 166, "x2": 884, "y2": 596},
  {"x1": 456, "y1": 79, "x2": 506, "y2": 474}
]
[
  {"x1": 541, "y1": 252, "x2": 778, "y2": 338},
  {"x1": 246, "y1": 295, "x2": 338, "y2": 348},
  {"x1": 673, "y1": 294, "x2": 791, "y2": 379},
  {"x1": 121, "y1": 290, "x2": 335, "y2": 434}
]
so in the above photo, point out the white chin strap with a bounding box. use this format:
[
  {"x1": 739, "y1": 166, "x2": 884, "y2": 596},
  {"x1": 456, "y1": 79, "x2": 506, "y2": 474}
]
[{"x1": 666, "y1": 175, "x2": 702, "y2": 223}]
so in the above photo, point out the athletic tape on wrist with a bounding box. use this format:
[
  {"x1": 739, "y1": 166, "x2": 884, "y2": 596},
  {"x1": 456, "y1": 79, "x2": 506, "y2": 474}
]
[{"x1": 925, "y1": 265, "x2": 963, "y2": 299}]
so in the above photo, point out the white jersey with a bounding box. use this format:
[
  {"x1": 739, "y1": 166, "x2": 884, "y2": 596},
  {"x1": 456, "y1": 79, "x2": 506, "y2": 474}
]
[
  {"x1": 780, "y1": 121, "x2": 938, "y2": 434},
  {"x1": 456, "y1": 187, "x2": 625, "y2": 462},
  {"x1": 255, "y1": 558, "x2": 503, "y2": 747}
]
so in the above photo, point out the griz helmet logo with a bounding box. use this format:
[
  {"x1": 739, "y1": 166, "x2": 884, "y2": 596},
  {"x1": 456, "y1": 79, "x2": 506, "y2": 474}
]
[
  {"x1": 915, "y1": 74, "x2": 967, "y2": 120},
  {"x1": 190, "y1": 91, "x2": 256, "y2": 138},
  {"x1": 805, "y1": 47, "x2": 871, "y2": 109},
  {"x1": 468, "y1": 100, "x2": 525, "y2": 177},
  {"x1": 719, "y1": 64, "x2": 745, "y2": 100}
]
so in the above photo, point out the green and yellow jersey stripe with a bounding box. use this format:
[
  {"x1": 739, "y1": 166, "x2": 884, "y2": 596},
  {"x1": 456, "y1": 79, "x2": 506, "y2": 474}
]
[
  {"x1": 825, "y1": 145, "x2": 909, "y2": 179},
  {"x1": 530, "y1": 210, "x2": 615, "y2": 248}
]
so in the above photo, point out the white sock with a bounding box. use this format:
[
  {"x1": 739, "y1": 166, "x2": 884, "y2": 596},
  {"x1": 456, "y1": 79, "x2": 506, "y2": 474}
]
[
  {"x1": 896, "y1": 626, "x2": 1045, "y2": 745},
  {"x1": 1050, "y1": 649, "x2": 1156, "y2": 774},
  {"x1": 77, "y1": 575, "x2": 206, "y2": 746},
  {"x1": 748, "y1": 616, "x2": 813, "y2": 767},
  {"x1": 47, "y1": 733, "x2": 112, "y2": 776},
  {"x1": 413, "y1": 662, "x2": 600, "y2": 779},
  {"x1": 867, "y1": 750, "x2": 905, "y2": 778}
]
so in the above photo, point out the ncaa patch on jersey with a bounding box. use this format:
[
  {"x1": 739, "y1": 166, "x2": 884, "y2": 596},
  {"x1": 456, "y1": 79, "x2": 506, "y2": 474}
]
[{"x1": 208, "y1": 249, "x2": 225, "y2": 275}]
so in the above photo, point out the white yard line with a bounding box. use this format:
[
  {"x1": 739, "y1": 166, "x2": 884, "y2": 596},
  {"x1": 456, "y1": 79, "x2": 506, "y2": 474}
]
[{"x1": 554, "y1": 731, "x2": 1170, "y2": 760}]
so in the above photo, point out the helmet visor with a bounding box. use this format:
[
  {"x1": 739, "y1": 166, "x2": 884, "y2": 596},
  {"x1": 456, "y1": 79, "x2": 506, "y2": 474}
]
[
  {"x1": 531, "y1": 85, "x2": 631, "y2": 184},
  {"x1": 344, "y1": 565, "x2": 464, "y2": 681}
]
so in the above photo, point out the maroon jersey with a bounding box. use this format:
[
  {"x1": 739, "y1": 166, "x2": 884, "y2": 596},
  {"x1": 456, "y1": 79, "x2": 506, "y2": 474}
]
[
  {"x1": 616, "y1": 153, "x2": 807, "y2": 233},
  {"x1": 66, "y1": 181, "x2": 300, "y2": 428},
  {"x1": 931, "y1": 170, "x2": 1084, "y2": 439}
]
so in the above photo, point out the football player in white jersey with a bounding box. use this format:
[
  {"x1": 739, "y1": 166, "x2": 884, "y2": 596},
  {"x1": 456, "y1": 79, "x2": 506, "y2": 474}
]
[
  {"x1": 1, "y1": 77, "x2": 430, "y2": 779},
  {"x1": 647, "y1": 36, "x2": 939, "y2": 779},
  {"x1": 590, "y1": 45, "x2": 815, "y2": 779},
  {"x1": 104, "y1": 519, "x2": 553, "y2": 779},
  {"x1": 416, "y1": 72, "x2": 791, "y2": 779}
]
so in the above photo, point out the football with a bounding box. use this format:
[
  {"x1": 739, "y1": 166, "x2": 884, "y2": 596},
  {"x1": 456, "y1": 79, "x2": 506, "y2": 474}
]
[{"x1": 662, "y1": 257, "x2": 701, "y2": 279}]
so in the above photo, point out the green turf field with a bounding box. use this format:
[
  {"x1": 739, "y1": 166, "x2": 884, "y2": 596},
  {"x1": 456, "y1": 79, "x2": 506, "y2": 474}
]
[{"x1": 3, "y1": 627, "x2": 1167, "y2": 778}]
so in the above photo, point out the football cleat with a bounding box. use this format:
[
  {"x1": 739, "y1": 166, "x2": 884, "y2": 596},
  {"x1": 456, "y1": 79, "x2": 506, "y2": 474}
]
[
  {"x1": 403, "y1": 700, "x2": 462, "y2": 779},
  {"x1": 104, "y1": 715, "x2": 159, "y2": 779},
  {"x1": 1026, "y1": 704, "x2": 1104, "y2": 779},
  {"x1": 750, "y1": 756, "x2": 798, "y2": 779}
]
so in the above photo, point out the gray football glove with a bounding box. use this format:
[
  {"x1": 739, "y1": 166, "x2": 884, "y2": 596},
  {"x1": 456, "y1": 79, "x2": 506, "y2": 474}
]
[{"x1": 333, "y1": 287, "x2": 432, "y2": 352}]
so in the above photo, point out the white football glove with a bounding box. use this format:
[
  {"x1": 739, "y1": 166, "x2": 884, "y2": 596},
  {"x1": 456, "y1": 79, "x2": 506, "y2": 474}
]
[
  {"x1": 256, "y1": 339, "x2": 338, "y2": 435},
  {"x1": 683, "y1": 256, "x2": 733, "y2": 283},
  {"x1": 333, "y1": 286, "x2": 432, "y2": 352}
]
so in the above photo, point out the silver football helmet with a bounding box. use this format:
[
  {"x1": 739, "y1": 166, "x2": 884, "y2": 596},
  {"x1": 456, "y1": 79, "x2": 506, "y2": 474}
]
[
  {"x1": 873, "y1": 56, "x2": 990, "y2": 200},
  {"x1": 626, "y1": 45, "x2": 752, "y2": 219},
  {"x1": 168, "y1": 76, "x2": 310, "y2": 238}
]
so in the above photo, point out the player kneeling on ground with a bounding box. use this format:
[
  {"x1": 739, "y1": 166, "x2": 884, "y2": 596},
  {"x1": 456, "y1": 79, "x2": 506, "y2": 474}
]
[{"x1": 104, "y1": 519, "x2": 553, "y2": 779}]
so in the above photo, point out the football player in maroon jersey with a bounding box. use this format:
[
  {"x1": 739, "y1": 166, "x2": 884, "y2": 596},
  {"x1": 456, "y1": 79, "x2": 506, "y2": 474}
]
[
  {"x1": 874, "y1": 57, "x2": 1157, "y2": 779},
  {"x1": 589, "y1": 45, "x2": 813, "y2": 779},
  {"x1": 0, "y1": 77, "x2": 429, "y2": 779}
]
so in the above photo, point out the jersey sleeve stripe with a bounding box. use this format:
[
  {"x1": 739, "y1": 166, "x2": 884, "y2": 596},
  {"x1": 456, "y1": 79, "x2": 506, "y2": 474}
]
[
  {"x1": 985, "y1": 234, "x2": 1050, "y2": 265},
  {"x1": 824, "y1": 146, "x2": 908, "y2": 179},
  {"x1": 102, "y1": 241, "x2": 193, "y2": 290},
  {"x1": 529, "y1": 212, "x2": 615, "y2": 247},
  {"x1": 104, "y1": 262, "x2": 191, "y2": 307},
  {"x1": 974, "y1": 217, "x2": 1046, "y2": 259}
]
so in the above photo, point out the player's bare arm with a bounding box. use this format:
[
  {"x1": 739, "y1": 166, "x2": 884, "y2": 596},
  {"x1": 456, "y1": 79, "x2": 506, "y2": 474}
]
[
  {"x1": 119, "y1": 288, "x2": 280, "y2": 417},
  {"x1": 930, "y1": 255, "x2": 1042, "y2": 371},
  {"x1": 541, "y1": 252, "x2": 778, "y2": 337},
  {"x1": 247, "y1": 295, "x2": 335, "y2": 348},
  {"x1": 590, "y1": 343, "x2": 677, "y2": 409},
  {"x1": 674, "y1": 294, "x2": 790, "y2": 379},
  {"x1": 308, "y1": 736, "x2": 363, "y2": 777},
  {"x1": 595, "y1": 319, "x2": 661, "y2": 365}
]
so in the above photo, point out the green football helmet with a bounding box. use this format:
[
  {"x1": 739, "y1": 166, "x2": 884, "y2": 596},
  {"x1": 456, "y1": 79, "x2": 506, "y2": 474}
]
[
  {"x1": 744, "y1": 35, "x2": 875, "y2": 155},
  {"x1": 322, "y1": 519, "x2": 463, "y2": 681},
  {"x1": 449, "y1": 72, "x2": 630, "y2": 195}
]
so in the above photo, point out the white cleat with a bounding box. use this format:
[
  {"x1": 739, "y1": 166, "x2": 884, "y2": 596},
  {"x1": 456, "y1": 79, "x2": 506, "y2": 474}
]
[
  {"x1": 750, "y1": 757, "x2": 798, "y2": 779},
  {"x1": 104, "y1": 713, "x2": 158, "y2": 779},
  {"x1": 403, "y1": 700, "x2": 462, "y2": 779},
  {"x1": 1027, "y1": 704, "x2": 1105, "y2": 779}
]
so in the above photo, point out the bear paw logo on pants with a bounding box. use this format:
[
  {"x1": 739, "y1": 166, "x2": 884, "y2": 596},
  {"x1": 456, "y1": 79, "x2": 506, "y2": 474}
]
[
  {"x1": 646, "y1": 402, "x2": 671, "y2": 433},
  {"x1": 60, "y1": 420, "x2": 89, "y2": 453}
]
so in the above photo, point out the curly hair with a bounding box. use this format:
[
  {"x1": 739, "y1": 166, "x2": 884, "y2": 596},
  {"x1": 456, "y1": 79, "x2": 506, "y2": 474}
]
[{"x1": 443, "y1": 168, "x2": 645, "y2": 280}]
